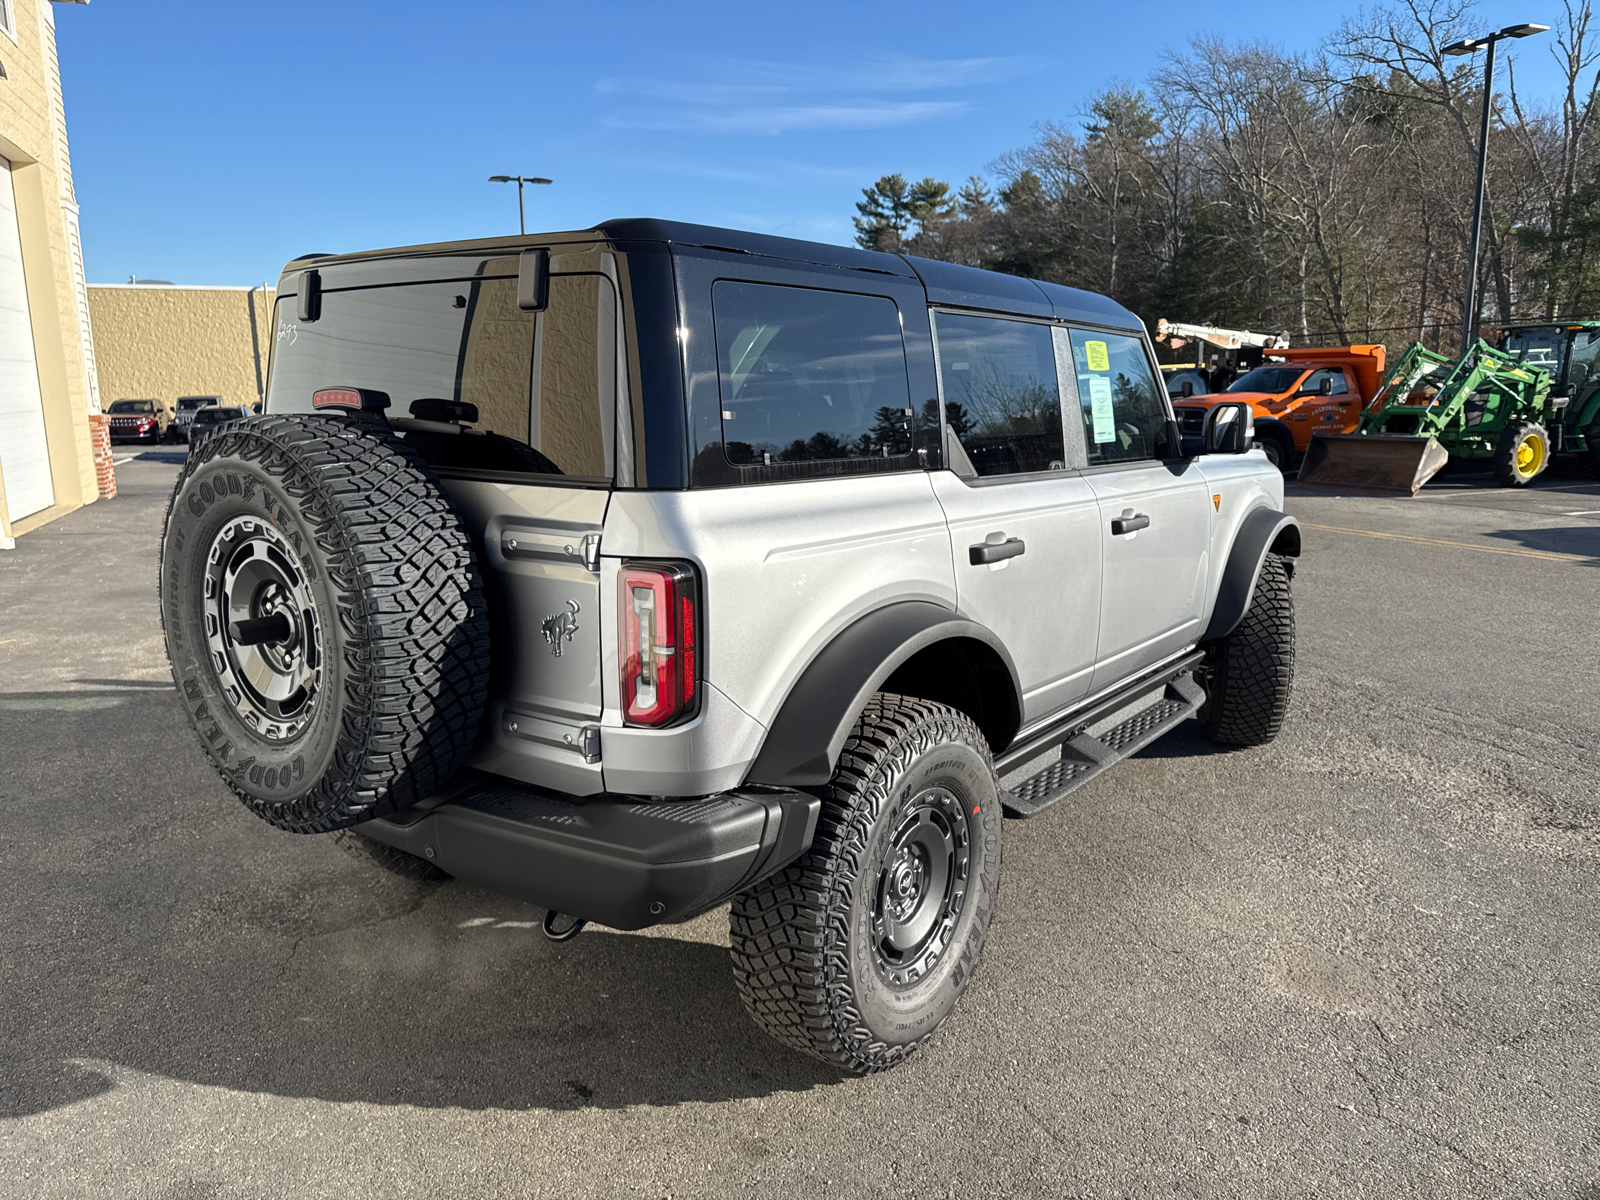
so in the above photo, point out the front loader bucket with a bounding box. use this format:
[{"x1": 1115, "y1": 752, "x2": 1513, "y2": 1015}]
[{"x1": 1297, "y1": 434, "x2": 1450, "y2": 496}]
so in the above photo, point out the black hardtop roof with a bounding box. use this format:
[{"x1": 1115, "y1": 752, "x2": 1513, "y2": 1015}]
[{"x1": 286, "y1": 218, "x2": 1142, "y2": 330}]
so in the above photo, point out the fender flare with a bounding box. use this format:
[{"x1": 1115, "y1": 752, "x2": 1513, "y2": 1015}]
[
  {"x1": 1202, "y1": 507, "x2": 1301, "y2": 642},
  {"x1": 745, "y1": 601, "x2": 1021, "y2": 788}
]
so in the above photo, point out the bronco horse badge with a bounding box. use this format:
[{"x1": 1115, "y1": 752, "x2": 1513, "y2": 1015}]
[{"x1": 541, "y1": 600, "x2": 581, "y2": 657}]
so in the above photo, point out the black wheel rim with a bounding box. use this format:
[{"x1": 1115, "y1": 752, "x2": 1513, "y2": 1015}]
[
  {"x1": 203, "y1": 515, "x2": 323, "y2": 741},
  {"x1": 870, "y1": 786, "x2": 971, "y2": 988}
]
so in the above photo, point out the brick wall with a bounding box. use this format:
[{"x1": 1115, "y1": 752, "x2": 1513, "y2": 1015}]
[{"x1": 87, "y1": 413, "x2": 116, "y2": 499}]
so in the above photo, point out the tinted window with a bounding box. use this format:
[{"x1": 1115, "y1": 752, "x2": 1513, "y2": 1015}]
[
  {"x1": 1069, "y1": 330, "x2": 1169, "y2": 464},
  {"x1": 713, "y1": 282, "x2": 913, "y2": 469},
  {"x1": 1568, "y1": 329, "x2": 1600, "y2": 392},
  {"x1": 109, "y1": 400, "x2": 155, "y2": 413},
  {"x1": 1502, "y1": 328, "x2": 1565, "y2": 373},
  {"x1": 267, "y1": 263, "x2": 615, "y2": 481},
  {"x1": 935, "y1": 313, "x2": 1064, "y2": 477},
  {"x1": 1227, "y1": 366, "x2": 1304, "y2": 395},
  {"x1": 1302, "y1": 367, "x2": 1348, "y2": 395}
]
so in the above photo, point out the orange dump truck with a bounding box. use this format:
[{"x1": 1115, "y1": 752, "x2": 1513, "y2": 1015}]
[{"x1": 1171, "y1": 345, "x2": 1387, "y2": 471}]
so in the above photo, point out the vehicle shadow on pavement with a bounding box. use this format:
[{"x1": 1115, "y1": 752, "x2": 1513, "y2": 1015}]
[
  {"x1": 122, "y1": 449, "x2": 190, "y2": 465},
  {"x1": 0, "y1": 692, "x2": 846, "y2": 1119},
  {"x1": 1125, "y1": 720, "x2": 1238, "y2": 760},
  {"x1": 1484, "y1": 525, "x2": 1600, "y2": 564}
]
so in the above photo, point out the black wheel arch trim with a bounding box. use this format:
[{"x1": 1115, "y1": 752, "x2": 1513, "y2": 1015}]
[
  {"x1": 1202, "y1": 506, "x2": 1300, "y2": 642},
  {"x1": 744, "y1": 601, "x2": 1022, "y2": 788},
  {"x1": 1254, "y1": 417, "x2": 1294, "y2": 455}
]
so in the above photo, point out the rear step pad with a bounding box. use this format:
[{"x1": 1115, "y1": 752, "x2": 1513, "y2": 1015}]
[{"x1": 1001, "y1": 674, "x2": 1206, "y2": 818}]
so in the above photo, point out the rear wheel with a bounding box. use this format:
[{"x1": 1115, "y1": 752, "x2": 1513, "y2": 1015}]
[
  {"x1": 1493, "y1": 420, "x2": 1551, "y2": 487},
  {"x1": 729, "y1": 695, "x2": 1002, "y2": 1074},
  {"x1": 1198, "y1": 554, "x2": 1295, "y2": 747},
  {"x1": 1584, "y1": 420, "x2": 1600, "y2": 480}
]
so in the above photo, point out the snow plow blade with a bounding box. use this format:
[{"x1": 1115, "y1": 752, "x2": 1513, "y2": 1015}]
[{"x1": 1297, "y1": 433, "x2": 1450, "y2": 496}]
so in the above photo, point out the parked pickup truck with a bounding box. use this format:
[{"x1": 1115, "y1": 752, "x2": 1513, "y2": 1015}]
[
  {"x1": 159, "y1": 220, "x2": 1300, "y2": 1074},
  {"x1": 172, "y1": 395, "x2": 223, "y2": 443},
  {"x1": 1171, "y1": 345, "x2": 1386, "y2": 470}
]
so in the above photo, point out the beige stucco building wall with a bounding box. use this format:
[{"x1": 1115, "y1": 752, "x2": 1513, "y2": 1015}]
[
  {"x1": 0, "y1": 0, "x2": 103, "y2": 544},
  {"x1": 89, "y1": 285, "x2": 275, "y2": 410}
]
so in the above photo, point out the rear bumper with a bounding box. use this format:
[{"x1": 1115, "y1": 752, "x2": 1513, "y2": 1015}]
[{"x1": 357, "y1": 775, "x2": 821, "y2": 930}]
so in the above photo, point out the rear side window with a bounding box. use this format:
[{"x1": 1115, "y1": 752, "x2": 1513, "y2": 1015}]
[
  {"x1": 934, "y1": 312, "x2": 1064, "y2": 477},
  {"x1": 1068, "y1": 330, "x2": 1169, "y2": 464},
  {"x1": 267, "y1": 263, "x2": 615, "y2": 482},
  {"x1": 712, "y1": 282, "x2": 919, "y2": 476}
]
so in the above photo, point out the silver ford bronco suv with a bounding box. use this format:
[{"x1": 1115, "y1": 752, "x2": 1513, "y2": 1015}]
[{"x1": 160, "y1": 220, "x2": 1298, "y2": 1073}]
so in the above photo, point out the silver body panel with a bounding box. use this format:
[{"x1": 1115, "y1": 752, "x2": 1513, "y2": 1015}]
[
  {"x1": 442, "y1": 479, "x2": 610, "y2": 795},
  {"x1": 930, "y1": 471, "x2": 1102, "y2": 723},
  {"x1": 440, "y1": 459, "x2": 1281, "y2": 800},
  {"x1": 1083, "y1": 459, "x2": 1214, "y2": 692},
  {"x1": 1193, "y1": 447, "x2": 1288, "y2": 627}
]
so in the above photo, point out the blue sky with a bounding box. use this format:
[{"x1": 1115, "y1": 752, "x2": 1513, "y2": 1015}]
[{"x1": 53, "y1": 0, "x2": 1576, "y2": 285}]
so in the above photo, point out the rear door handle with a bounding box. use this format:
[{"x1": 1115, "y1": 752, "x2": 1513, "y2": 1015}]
[
  {"x1": 1110, "y1": 513, "x2": 1150, "y2": 535},
  {"x1": 969, "y1": 537, "x2": 1026, "y2": 565}
]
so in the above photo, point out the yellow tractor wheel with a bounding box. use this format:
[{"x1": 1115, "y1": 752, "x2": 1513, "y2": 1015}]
[{"x1": 1494, "y1": 421, "x2": 1551, "y2": 487}]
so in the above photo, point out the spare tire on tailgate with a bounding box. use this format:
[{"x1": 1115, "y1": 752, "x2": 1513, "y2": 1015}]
[{"x1": 160, "y1": 414, "x2": 491, "y2": 833}]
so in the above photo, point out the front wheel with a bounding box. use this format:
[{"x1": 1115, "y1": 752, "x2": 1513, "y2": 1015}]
[
  {"x1": 1258, "y1": 432, "x2": 1291, "y2": 472},
  {"x1": 729, "y1": 695, "x2": 1002, "y2": 1074},
  {"x1": 1198, "y1": 553, "x2": 1295, "y2": 746}
]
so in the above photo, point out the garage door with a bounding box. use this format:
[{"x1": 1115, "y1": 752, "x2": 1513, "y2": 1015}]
[{"x1": 0, "y1": 155, "x2": 55, "y2": 522}]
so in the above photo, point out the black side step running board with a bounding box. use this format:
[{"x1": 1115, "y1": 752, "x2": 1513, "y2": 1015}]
[{"x1": 1000, "y1": 672, "x2": 1206, "y2": 819}]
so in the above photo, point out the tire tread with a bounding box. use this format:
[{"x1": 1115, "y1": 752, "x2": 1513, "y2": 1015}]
[{"x1": 729, "y1": 694, "x2": 998, "y2": 1074}]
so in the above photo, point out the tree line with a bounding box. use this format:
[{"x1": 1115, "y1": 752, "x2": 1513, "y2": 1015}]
[{"x1": 852, "y1": 0, "x2": 1600, "y2": 355}]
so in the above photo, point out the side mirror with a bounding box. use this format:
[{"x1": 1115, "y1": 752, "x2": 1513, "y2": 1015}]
[
  {"x1": 1319, "y1": 377, "x2": 1333, "y2": 395},
  {"x1": 1180, "y1": 380, "x2": 1195, "y2": 397},
  {"x1": 1202, "y1": 402, "x2": 1254, "y2": 455}
]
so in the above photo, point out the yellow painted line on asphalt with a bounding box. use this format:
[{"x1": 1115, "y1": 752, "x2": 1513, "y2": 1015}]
[{"x1": 1300, "y1": 522, "x2": 1590, "y2": 563}]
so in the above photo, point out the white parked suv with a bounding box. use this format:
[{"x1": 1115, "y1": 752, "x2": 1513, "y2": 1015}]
[{"x1": 159, "y1": 220, "x2": 1299, "y2": 1073}]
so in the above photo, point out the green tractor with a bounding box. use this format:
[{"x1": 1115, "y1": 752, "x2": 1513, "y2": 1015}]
[
  {"x1": 1496, "y1": 321, "x2": 1600, "y2": 475},
  {"x1": 1298, "y1": 329, "x2": 1598, "y2": 494}
]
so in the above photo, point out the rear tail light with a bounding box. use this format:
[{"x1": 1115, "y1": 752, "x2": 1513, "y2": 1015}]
[{"x1": 618, "y1": 561, "x2": 699, "y2": 727}]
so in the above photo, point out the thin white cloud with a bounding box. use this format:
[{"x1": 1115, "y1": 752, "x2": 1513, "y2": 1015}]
[
  {"x1": 597, "y1": 55, "x2": 1034, "y2": 135},
  {"x1": 605, "y1": 101, "x2": 968, "y2": 135},
  {"x1": 619, "y1": 156, "x2": 869, "y2": 188}
]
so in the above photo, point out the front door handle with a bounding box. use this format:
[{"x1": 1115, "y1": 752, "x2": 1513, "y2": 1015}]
[
  {"x1": 969, "y1": 537, "x2": 1026, "y2": 565},
  {"x1": 1111, "y1": 513, "x2": 1150, "y2": 535}
]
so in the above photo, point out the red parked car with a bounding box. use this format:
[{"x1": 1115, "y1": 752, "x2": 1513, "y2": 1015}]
[{"x1": 106, "y1": 399, "x2": 171, "y2": 443}]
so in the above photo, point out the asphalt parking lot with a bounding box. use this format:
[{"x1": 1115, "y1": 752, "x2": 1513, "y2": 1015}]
[{"x1": 1, "y1": 450, "x2": 1596, "y2": 1199}]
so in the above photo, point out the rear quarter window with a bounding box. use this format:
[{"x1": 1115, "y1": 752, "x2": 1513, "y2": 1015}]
[{"x1": 698, "y1": 281, "x2": 929, "y2": 485}]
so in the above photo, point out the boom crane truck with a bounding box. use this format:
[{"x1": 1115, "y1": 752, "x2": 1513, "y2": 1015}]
[{"x1": 1154, "y1": 320, "x2": 1387, "y2": 472}]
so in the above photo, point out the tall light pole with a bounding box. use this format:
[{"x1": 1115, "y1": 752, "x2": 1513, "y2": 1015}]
[
  {"x1": 488, "y1": 175, "x2": 553, "y2": 235},
  {"x1": 1443, "y1": 23, "x2": 1548, "y2": 355}
]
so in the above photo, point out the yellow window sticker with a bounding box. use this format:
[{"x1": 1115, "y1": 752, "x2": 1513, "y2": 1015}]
[
  {"x1": 1088, "y1": 377, "x2": 1116, "y2": 443},
  {"x1": 1085, "y1": 340, "x2": 1110, "y2": 372}
]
